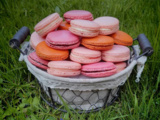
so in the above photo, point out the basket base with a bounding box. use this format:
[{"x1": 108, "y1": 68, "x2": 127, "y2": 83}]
[{"x1": 37, "y1": 79, "x2": 120, "y2": 113}]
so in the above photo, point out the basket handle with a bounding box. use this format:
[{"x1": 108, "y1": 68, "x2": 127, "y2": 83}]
[
  {"x1": 134, "y1": 34, "x2": 153, "y2": 59},
  {"x1": 9, "y1": 26, "x2": 30, "y2": 49}
]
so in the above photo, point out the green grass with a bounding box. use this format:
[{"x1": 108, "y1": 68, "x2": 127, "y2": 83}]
[{"x1": 0, "y1": 0, "x2": 160, "y2": 119}]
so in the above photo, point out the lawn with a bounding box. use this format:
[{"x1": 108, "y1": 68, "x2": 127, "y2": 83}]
[{"x1": 0, "y1": 0, "x2": 160, "y2": 119}]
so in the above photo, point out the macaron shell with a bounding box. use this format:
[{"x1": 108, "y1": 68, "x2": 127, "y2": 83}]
[
  {"x1": 48, "y1": 61, "x2": 81, "y2": 70},
  {"x1": 36, "y1": 41, "x2": 69, "y2": 61},
  {"x1": 46, "y1": 30, "x2": 79, "y2": 44},
  {"x1": 46, "y1": 40, "x2": 80, "y2": 50},
  {"x1": 28, "y1": 52, "x2": 49, "y2": 70},
  {"x1": 111, "y1": 31, "x2": 133, "y2": 46},
  {"x1": 102, "y1": 45, "x2": 130, "y2": 62},
  {"x1": 37, "y1": 17, "x2": 62, "y2": 37},
  {"x1": 82, "y1": 62, "x2": 116, "y2": 71},
  {"x1": 82, "y1": 69, "x2": 117, "y2": 78},
  {"x1": 35, "y1": 13, "x2": 59, "y2": 31},
  {"x1": 114, "y1": 62, "x2": 127, "y2": 72},
  {"x1": 64, "y1": 10, "x2": 93, "y2": 23},
  {"x1": 70, "y1": 47, "x2": 101, "y2": 64},
  {"x1": 69, "y1": 27, "x2": 99, "y2": 37},
  {"x1": 94, "y1": 16, "x2": 119, "y2": 35},
  {"x1": 81, "y1": 35, "x2": 114, "y2": 50},
  {"x1": 82, "y1": 44, "x2": 113, "y2": 50},
  {"x1": 69, "y1": 20, "x2": 100, "y2": 37},
  {"x1": 71, "y1": 46, "x2": 101, "y2": 57},
  {"x1": 70, "y1": 53, "x2": 101, "y2": 64},
  {"x1": 29, "y1": 32, "x2": 45, "y2": 49},
  {"x1": 102, "y1": 54, "x2": 130, "y2": 62},
  {"x1": 58, "y1": 21, "x2": 71, "y2": 30},
  {"x1": 29, "y1": 52, "x2": 49, "y2": 65},
  {"x1": 70, "y1": 20, "x2": 100, "y2": 30},
  {"x1": 46, "y1": 30, "x2": 80, "y2": 50},
  {"x1": 47, "y1": 68, "x2": 81, "y2": 77},
  {"x1": 81, "y1": 62, "x2": 117, "y2": 77},
  {"x1": 34, "y1": 13, "x2": 63, "y2": 37}
]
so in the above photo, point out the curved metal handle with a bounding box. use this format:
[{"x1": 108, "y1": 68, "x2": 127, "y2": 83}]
[
  {"x1": 9, "y1": 26, "x2": 30, "y2": 49},
  {"x1": 135, "y1": 34, "x2": 153, "y2": 59}
]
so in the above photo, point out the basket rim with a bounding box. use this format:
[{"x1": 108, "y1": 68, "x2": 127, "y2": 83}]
[{"x1": 24, "y1": 56, "x2": 137, "y2": 83}]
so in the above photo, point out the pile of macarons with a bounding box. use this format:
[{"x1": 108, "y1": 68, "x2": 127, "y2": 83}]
[{"x1": 28, "y1": 10, "x2": 133, "y2": 78}]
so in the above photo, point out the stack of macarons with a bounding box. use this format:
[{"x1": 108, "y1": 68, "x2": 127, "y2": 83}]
[{"x1": 28, "y1": 10, "x2": 133, "y2": 78}]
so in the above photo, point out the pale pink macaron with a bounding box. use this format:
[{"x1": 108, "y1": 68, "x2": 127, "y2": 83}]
[
  {"x1": 114, "y1": 62, "x2": 127, "y2": 73},
  {"x1": 64, "y1": 10, "x2": 93, "y2": 23},
  {"x1": 69, "y1": 20, "x2": 100, "y2": 37},
  {"x1": 34, "y1": 13, "x2": 63, "y2": 37},
  {"x1": 29, "y1": 32, "x2": 45, "y2": 49},
  {"x1": 70, "y1": 46, "x2": 101, "y2": 64},
  {"x1": 102, "y1": 45, "x2": 130, "y2": 62},
  {"x1": 94, "y1": 16, "x2": 119, "y2": 35},
  {"x1": 81, "y1": 62, "x2": 117, "y2": 78},
  {"x1": 47, "y1": 61, "x2": 81, "y2": 77},
  {"x1": 46, "y1": 30, "x2": 80, "y2": 50},
  {"x1": 27, "y1": 52, "x2": 49, "y2": 70}
]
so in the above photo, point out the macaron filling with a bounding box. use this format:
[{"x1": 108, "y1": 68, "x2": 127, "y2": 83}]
[
  {"x1": 100, "y1": 26, "x2": 119, "y2": 31},
  {"x1": 71, "y1": 53, "x2": 101, "y2": 59},
  {"x1": 71, "y1": 27, "x2": 99, "y2": 33},
  {"x1": 82, "y1": 69, "x2": 115, "y2": 73},
  {"x1": 46, "y1": 40, "x2": 80, "y2": 46},
  {"x1": 64, "y1": 16, "x2": 93, "y2": 21}
]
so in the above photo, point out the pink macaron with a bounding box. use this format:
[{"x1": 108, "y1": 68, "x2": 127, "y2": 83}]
[
  {"x1": 94, "y1": 16, "x2": 119, "y2": 35},
  {"x1": 70, "y1": 46, "x2": 101, "y2": 64},
  {"x1": 64, "y1": 10, "x2": 93, "y2": 23},
  {"x1": 46, "y1": 30, "x2": 80, "y2": 50},
  {"x1": 29, "y1": 32, "x2": 45, "y2": 49},
  {"x1": 81, "y1": 62, "x2": 117, "y2": 78},
  {"x1": 114, "y1": 62, "x2": 127, "y2": 73},
  {"x1": 102, "y1": 45, "x2": 130, "y2": 62},
  {"x1": 34, "y1": 13, "x2": 63, "y2": 37},
  {"x1": 28, "y1": 52, "x2": 49, "y2": 70},
  {"x1": 47, "y1": 61, "x2": 81, "y2": 77},
  {"x1": 69, "y1": 20, "x2": 100, "y2": 37}
]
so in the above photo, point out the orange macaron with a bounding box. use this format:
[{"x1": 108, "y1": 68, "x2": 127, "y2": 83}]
[
  {"x1": 81, "y1": 35, "x2": 114, "y2": 50},
  {"x1": 111, "y1": 31, "x2": 133, "y2": 46},
  {"x1": 36, "y1": 41, "x2": 69, "y2": 61}
]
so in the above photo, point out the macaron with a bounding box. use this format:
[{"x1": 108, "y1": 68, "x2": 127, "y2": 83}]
[
  {"x1": 81, "y1": 35, "x2": 114, "y2": 50},
  {"x1": 70, "y1": 46, "x2": 101, "y2": 64},
  {"x1": 69, "y1": 20, "x2": 100, "y2": 37},
  {"x1": 64, "y1": 10, "x2": 93, "y2": 23},
  {"x1": 27, "y1": 52, "x2": 49, "y2": 70},
  {"x1": 114, "y1": 62, "x2": 127, "y2": 73},
  {"x1": 34, "y1": 13, "x2": 63, "y2": 37},
  {"x1": 111, "y1": 31, "x2": 133, "y2": 46},
  {"x1": 36, "y1": 41, "x2": 69, "y2": 61},
  {"x1": 81, "y1": 62, "x2": 117, "y2": 78},
  {"x1": 47, "y1": 61, "x2": 81, "y2": 77},
  {"x1": 29, "y1": 32, "x2": 45, "y2": 49},
  {"x1": 58, "y1": 21, "x2": 71, "y2": 30},
  {"x1": 102, "y1": 45, "x2": 130, "y2": 62},
  {"x1": 94, "y1": 16, "x2": 119, "y2": 35},
  {"x1": 46, "y1": 30, "x2": 80, "y2": 50}
]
